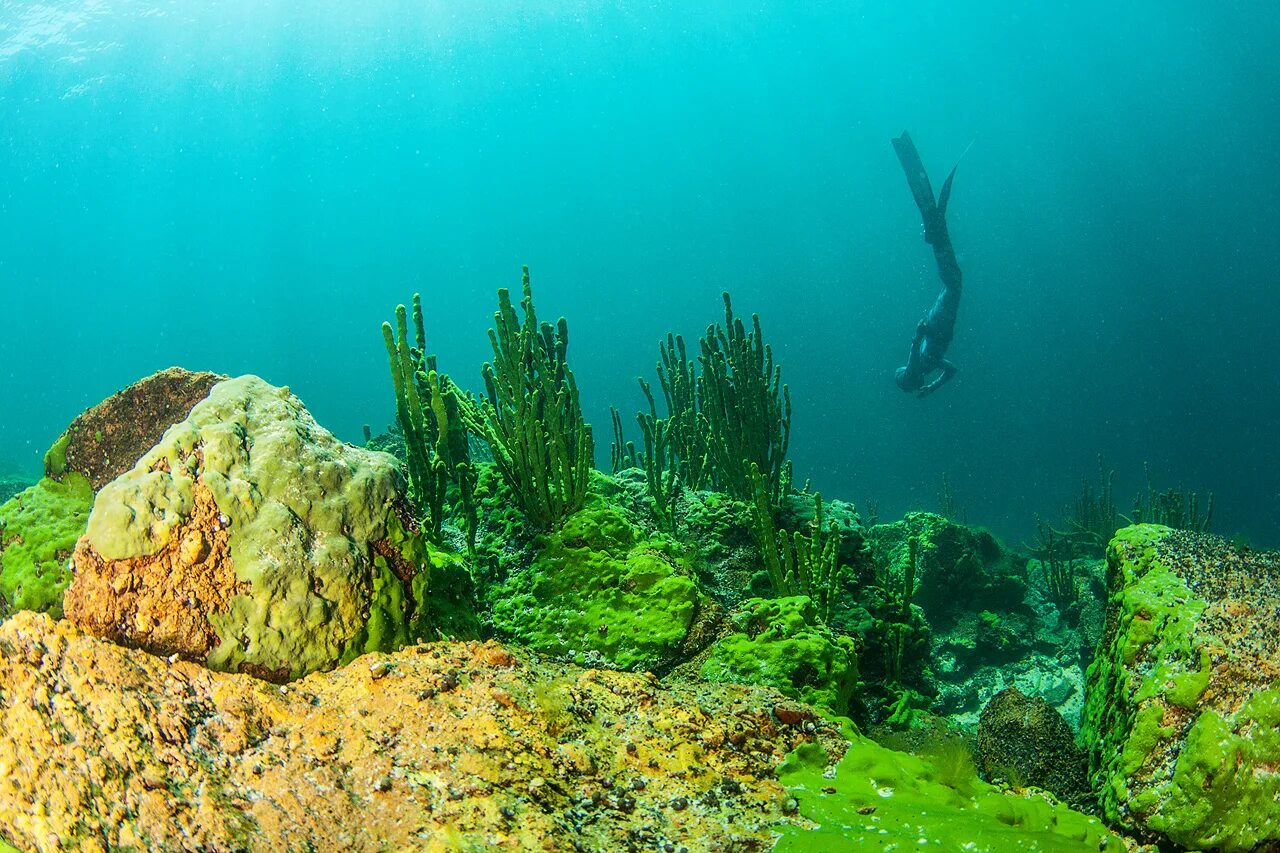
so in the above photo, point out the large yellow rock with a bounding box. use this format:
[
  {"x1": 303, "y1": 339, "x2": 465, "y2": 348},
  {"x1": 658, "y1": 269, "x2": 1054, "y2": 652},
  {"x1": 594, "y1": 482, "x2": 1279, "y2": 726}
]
[{"x1": 0, "y1": 611, "x2": 829, "y2": 852}]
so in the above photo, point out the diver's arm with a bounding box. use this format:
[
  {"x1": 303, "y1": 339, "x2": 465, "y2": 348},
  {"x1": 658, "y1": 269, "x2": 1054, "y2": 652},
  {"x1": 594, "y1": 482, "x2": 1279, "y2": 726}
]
[
  {"x1": 916, "y1": 360, "x2": 958, "y2": 398},
  {"x1": 906, "y1": 322, "x2": 925, "y2": 365}
]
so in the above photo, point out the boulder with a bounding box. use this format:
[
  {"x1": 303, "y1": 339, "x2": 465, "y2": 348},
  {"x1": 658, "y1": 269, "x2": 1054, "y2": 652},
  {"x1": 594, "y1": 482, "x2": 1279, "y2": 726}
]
[
  {"x1": 63, "y1": 374, "x2": 434, "y2": 682},
  {"x1": 1082, "y1": 524, "x2": 1280, "y2": 851},
  {"x1": 0, "y1": 368, "x2": 223, "y2": 623},
  {"x1": 866, "y1": 512, "x2": 1027, "y2": 629},
  {"x1": 976, "y1": 687, "x2": 1092, "y2": 811},
  {"x1": 699, "y1": 595, "x2": 859, "y2": 715},
  {"x1": 43, "y1": 366, "x2": 224, "y2": 489}
]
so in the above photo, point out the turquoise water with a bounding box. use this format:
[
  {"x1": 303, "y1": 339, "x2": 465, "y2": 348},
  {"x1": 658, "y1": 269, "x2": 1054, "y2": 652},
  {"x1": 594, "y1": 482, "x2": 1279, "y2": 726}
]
[{"x1": 2, "y1": 1, "x2": 1277, "y2": 544}]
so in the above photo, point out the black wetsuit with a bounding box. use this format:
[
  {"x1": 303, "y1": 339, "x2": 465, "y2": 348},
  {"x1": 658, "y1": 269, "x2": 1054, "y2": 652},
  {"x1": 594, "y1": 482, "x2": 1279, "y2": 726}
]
[{"x1": 893, "y1": 131, "x2": 962, "y2": 398}]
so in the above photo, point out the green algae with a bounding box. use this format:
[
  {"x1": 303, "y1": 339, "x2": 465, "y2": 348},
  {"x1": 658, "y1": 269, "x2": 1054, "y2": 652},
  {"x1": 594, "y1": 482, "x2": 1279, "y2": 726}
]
[
  {"x1": 1138, "y1": 686, "x2": 1280, "y2": 850},
  {"x1": 774, "y1": 729, "x2": 1125, "y2": 852},
  {"x1": 0, "y1": 473, "x2": 93, "y2": 619},
  {"x1": 339, "y1": 542, "x2": 413, "y2": 665},
  {"x1": 418, "y1": 541, "x2": 482, "y2": 640},
  {"x1": 1081, "y1": 525, "x2": 1208, "y2": 825},
  {"x1": 490, "y1": 502, "x2": 699, "y2": 670},
  {"x1": 1082, "y1": 524, "x2": 1280, "y2": 851},
  {"x1": 701, "y1": 595, "x2": 857, "y2": 715},
  {"x1": 42, "y1": 433, "x2": 70, "y2": 477},
  {"x1": 866, "y1": 511, "x2": 1025, "y2": 628}
]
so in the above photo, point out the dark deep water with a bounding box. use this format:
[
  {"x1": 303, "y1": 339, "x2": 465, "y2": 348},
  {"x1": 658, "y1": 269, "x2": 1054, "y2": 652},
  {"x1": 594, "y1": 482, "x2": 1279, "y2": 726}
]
[{"x1": 2, "y1": 1, "x2": 1278, "y2": 546}]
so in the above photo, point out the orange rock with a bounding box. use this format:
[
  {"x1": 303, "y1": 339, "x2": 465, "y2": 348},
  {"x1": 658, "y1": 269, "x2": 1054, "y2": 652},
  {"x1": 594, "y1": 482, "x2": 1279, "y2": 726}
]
[
  {"x1": 0, "y1": 611, "x2": 839, "y2": 852},
  {"x1": 63, "y1": 478, "x2": 245, "y2": 664}
]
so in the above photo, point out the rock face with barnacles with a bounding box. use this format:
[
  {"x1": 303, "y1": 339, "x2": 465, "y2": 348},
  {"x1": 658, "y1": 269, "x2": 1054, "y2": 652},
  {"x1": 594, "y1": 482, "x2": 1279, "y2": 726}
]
[
  {"x1": 1081, "y1": 524, "x2": 1280, "y2": 852},
  {"x1": 62, "y1": 375, "x2": 434, "y2": 682},
  {"x1": 0, "y1": 611, "x2": 835, "y2": 852}
]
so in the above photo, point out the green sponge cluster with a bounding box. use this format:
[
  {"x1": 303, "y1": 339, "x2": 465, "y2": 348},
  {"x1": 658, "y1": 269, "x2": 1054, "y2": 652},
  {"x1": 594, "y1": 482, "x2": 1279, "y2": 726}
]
[
  {"x1": 700, "y1": 595, "x2": 858, "y2": 715},
  {"x1": 0, "y1": 473, "x2": 93, "y2": 619},
  {"x1": 490, "y1": 502, "x2": 700, "y2": 670}
]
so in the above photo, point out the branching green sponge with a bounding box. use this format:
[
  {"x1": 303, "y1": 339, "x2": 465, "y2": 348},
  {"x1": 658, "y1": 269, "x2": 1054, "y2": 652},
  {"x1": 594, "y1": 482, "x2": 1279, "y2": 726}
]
[
  {"x1": 700, "y1": 595, "x2": 858, "y2": 715},
  {"x1": 774, "y1": 728, "x2": 1125, "y2": 851},
  {"x1": 490, "y1": 502, "x2": 700, "y2": 671},
  {"x1": 0, "y1": 473, "x2": 93, "y2": 619},
  {"x1": 463, "y1": 267, "x2": 594, "y2": 530}
]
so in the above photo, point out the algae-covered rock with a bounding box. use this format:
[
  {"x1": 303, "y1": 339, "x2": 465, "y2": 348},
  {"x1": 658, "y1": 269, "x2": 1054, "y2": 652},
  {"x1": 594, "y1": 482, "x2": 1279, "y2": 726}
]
[
  {"x1": 676, "y1": 488, "x2": 761, "y2": 605},
  {"x1": 420, "y1": 542, "x2": 483, "y2": 640},
  {"x1": 976, "y1": 687, "x2": 1092, "y2": 811},
  {"x1": 0, "y1": 610, "x2": 829, "y2": 852},
  {"x1": 43, "y1": 366, "x2": 224, "y2": 489},
  {"x1": 63, "y1": 375, "x2": 434, "y2": 682},
  {"x1": 932, "y1": 649, "x2": 1089, "y2": 732},
  {"x1": 490, "y1": 502, "x2": 703, "y2": 671},
  {"x1": 777, "y1": 492, "x2": 872, "y2": 579},
  {"x1": 774, "y1": 725, "x2": 1125, "y2": 852},
  {"x1": 922, "y1": 553, "x2": 1106, "y2": 730},
  {"x1": 0, "y1": 368, "x2": 223, "y2": 624},
  {"x1": 867, "y1": 512, "x2": 1027, "y2": 628},
  {"x1": 0, "y1": 473, "x2": 93, "y2": 620},
  {"x1": 700, "y1": 595, "x2": 859, "y2": 715},
  {"x1": 1082, "y1": 524, "x2": 1280, "y2": 851}
]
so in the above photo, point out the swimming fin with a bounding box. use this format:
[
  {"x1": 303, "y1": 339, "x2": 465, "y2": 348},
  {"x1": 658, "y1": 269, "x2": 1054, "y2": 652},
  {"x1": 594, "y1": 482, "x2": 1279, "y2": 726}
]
[
  {"x1": 891, "y1": 131, "x2": 938, "y2": 218},
  {"x1": 935, "y1": 138, "x2": 973, "y2": 219}
]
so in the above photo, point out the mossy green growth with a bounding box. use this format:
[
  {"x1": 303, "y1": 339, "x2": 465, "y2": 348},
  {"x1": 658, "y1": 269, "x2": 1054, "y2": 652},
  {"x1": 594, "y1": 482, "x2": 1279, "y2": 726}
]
[
  {"x1": 1081, "y1": 525, "x2": 1211, "y2": 827},
  {"x1": 471, "y1": 461, "x2": 532, "y2": 580},
  {"x1": 340, "y1": 546, "x2": 413, "y2": 664},
  {"x1": 0, "y1": 473, "x2": 93, "y2": 619},
  {"x1": 490, "y1": 502, "x2": 699, "y2": 670},
  {"x1": 1140, "y1": 686, "x2": 1280, "y2": 851},
  {"x1": 867, "y1": 512, "x2": 1025, "y2": 628},
  {"x1": 42, "y1": 433, "x2": 70, "y2": 477},
  {"x1": 774, "y1": 726, "x2": 1125, "y2": 852},
  {"x1": 418, "y1": 541, "x2": 482, "y2": 640},
  {"x1": 700, "y1": 595, "x2": 858, "y2": 715}
]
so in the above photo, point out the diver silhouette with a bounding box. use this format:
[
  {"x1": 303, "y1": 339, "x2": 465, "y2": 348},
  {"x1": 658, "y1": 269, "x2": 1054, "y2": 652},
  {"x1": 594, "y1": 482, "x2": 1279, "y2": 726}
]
[{"x1": 892, "y1": 131, "x2": 964, "y2": 398}]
